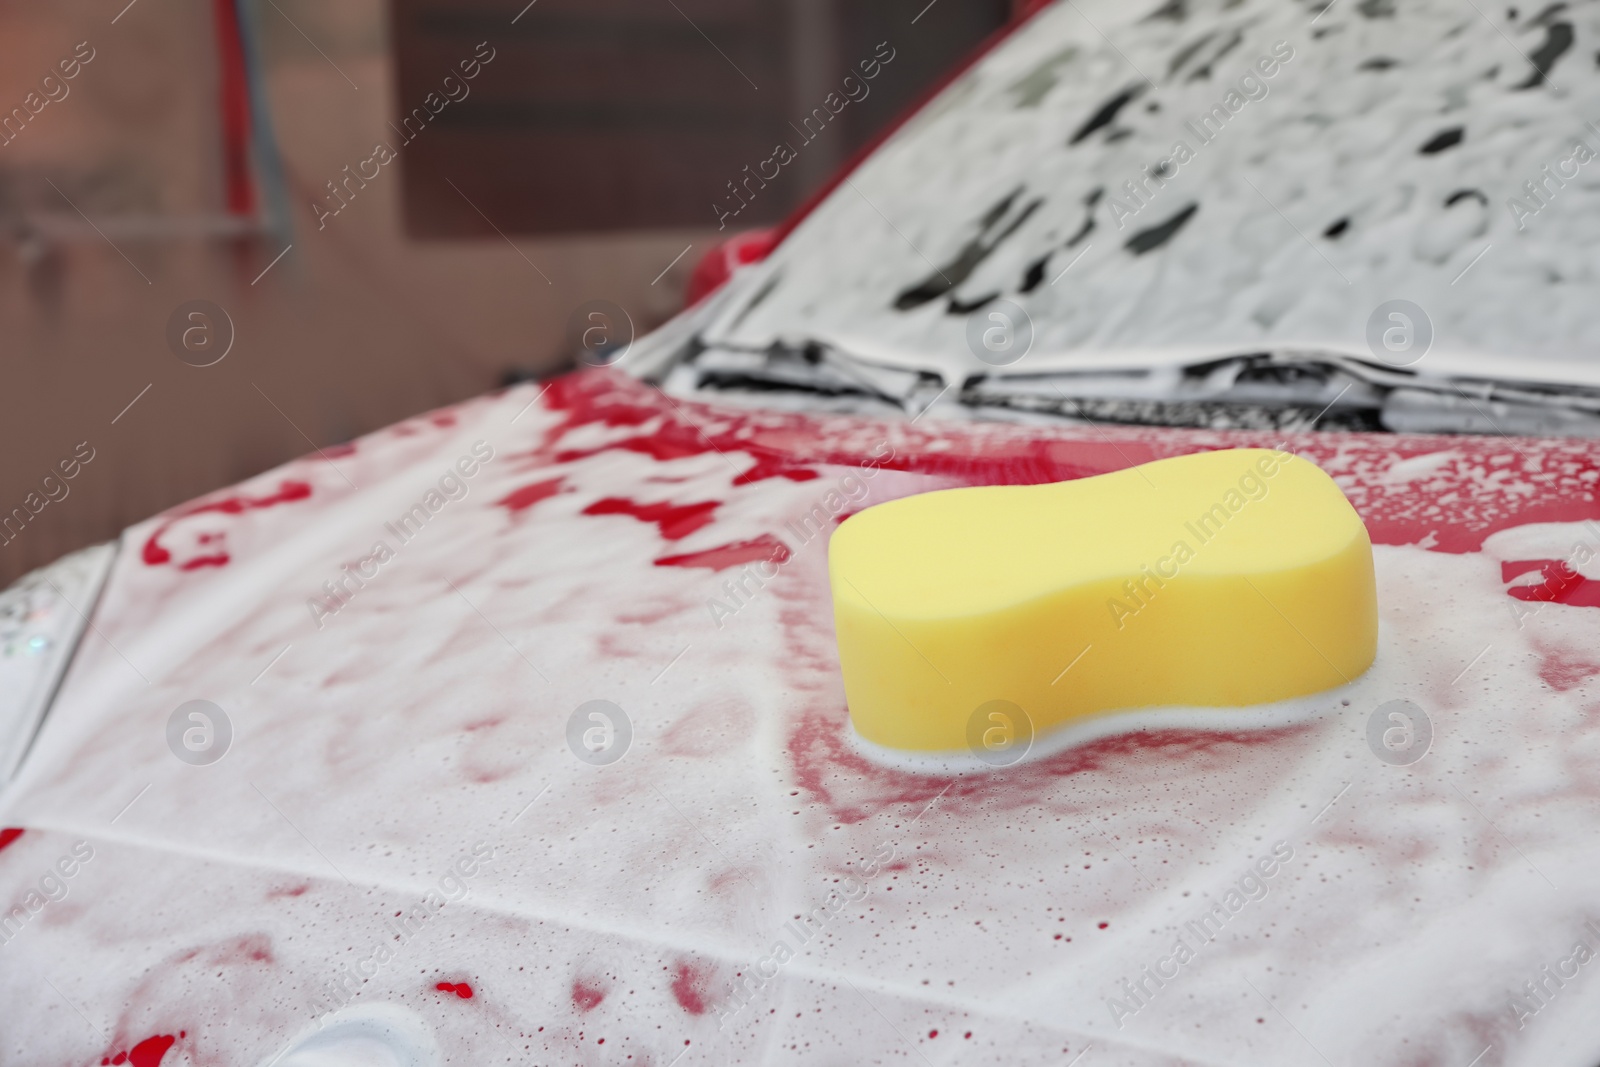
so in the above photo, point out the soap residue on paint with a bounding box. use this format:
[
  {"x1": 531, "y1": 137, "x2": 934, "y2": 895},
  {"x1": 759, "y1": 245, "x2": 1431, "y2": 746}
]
[{"x1": 2, "y1": 372, "x2": 1598, "y2": 1067}]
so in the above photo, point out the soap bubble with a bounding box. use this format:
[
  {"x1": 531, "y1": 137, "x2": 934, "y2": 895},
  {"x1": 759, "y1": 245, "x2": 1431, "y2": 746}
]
[
  {"x1": 567, "y1": 700, "x2": 632, "y2": 766},
  {"x1": 1364, "y1": 300, "x2": 1432, "y2": 368},
  {"x1": 966, "y1": 699, "x2": 1034, "y2": 767},
  {"x1": 965, "y1": 300, "x2": 1034, "y2": 367},
  {"x1": 1366, "y1": 698, "x2": 1432, "y2": 766},
  {"x1": 166, "y1": 700, "x2": 232, "y2": 765}
]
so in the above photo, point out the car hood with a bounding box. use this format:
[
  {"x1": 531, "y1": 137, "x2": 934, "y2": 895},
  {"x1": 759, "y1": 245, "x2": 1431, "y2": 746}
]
[{"x1": 4, "y1": 370, "x2": 1600, "y2": 1066}]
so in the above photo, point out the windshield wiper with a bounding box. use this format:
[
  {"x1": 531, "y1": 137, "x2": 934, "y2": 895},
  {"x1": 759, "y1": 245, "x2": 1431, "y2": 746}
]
[
  {"x1": 664, "y1": 335, "x2": 945, "y2": 413},
  {"x1": 964, "y1": 352, "x2": 1600, "y2": 437},
  {"x1": 668, "y1": 339, "x2": 1600, "y2": 438}
]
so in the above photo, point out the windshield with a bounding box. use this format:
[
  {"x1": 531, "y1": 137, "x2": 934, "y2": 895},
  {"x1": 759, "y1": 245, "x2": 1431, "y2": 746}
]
[{"x1": 698, "y1": 0, "x2": 1600, "y2": 388}]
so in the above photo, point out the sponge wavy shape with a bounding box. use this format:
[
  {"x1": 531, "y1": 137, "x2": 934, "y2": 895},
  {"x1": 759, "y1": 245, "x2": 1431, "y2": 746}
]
[{"x1": 828, "y1": 448, "x2": 1377, "y2": 753}]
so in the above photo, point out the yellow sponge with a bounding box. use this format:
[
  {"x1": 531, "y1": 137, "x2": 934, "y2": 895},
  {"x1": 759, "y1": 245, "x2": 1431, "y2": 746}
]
[{"x1": 828, "y1": 448, "x2": 1377, "y2": 754}]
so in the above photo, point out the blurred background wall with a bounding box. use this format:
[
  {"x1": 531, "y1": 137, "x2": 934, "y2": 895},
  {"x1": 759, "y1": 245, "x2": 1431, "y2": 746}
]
[{"x1": 0, "y1": 0, "x2": 1018, "y2": 586}]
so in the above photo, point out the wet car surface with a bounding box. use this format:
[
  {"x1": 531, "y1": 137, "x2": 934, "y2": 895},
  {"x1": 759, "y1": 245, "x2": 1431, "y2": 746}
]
[{"x1": 3, "y1": 370, "x2": 1600, "y2": 1065}]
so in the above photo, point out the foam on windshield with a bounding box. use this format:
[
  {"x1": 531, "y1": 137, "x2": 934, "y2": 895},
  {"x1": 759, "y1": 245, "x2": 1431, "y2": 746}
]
[{"x1": 704, "y1": 0, "x2": 1600, "y2": 384}]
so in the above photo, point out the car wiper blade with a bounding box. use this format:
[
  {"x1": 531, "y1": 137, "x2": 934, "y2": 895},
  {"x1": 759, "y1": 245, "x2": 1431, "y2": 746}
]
[
  {"x1": 672, "y1": 340, "x2": 1600, "y2": 438},
  {"x1": 964, "y1": 352, "x2": 1600, "y2": 437},
  {"x1": 667, "y1": 336, "x2": 945, "y2": 412}
]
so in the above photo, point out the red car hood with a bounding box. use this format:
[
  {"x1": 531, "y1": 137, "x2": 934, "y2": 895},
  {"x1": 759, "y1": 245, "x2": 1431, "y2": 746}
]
[{"x1": 4, "y1": 370, "x2": 1600, "y2": 1066}]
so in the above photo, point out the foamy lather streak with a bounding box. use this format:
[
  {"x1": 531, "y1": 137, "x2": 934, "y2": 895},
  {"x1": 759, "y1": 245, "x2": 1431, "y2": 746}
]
[{"x1": 828, "y1": 448, "x2": 1378, "y2": 752}]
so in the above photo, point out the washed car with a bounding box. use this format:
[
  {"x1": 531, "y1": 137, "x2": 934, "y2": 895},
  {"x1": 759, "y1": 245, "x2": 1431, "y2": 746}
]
[{"x1": 5, "y1": 1, "x2": 1600, "y2": 1065}]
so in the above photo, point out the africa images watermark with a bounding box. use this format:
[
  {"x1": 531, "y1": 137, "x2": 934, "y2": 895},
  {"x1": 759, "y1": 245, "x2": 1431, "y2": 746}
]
[
  {"x1": 1105, "y1": 840, "x2": 1296, "y2": 1029},
  {"x1": 714, "y1": 41, "x2": 898, "y2": 230},
  {"x1": 308, "y1": 841, "x2": 497, "y2": 1015},
  {"x1": 716, "y1": 837, "x2": 901, "y2": 1028},
  {"x1": 0, "y1": 840, "x2": 96, "y2": 948},
  {"x1": 0, "y1": 441, "x2": 97, "y2": 550},
  {"x1": 1506, "y1": 122, "x2": 1600, "y2": 231},
  {"x1": 307, "y1": 440, "x2": 495, "y2": 629},
  {"x1": 0, "y1": 40, "x2": 96, "y2": 148},
  {"x1": 705, "y1": 441, "x2": 896, "y2": 629},
  {"x1": 1107, "y1": 445, "x2": 1297, "y2": 629},
  {"x1": 1107, "y1": 40, "x2": 1295, "y2": 231},
  {"x1": 312, "y1": 41, "x2": 497, "y2": 229},
  {"x1": 1506, "y1": 519, "x2": 1600, "y2": 628},
  {"x1": 1507, "y1": 916, "x2": 1600, "y2": 1031}
]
